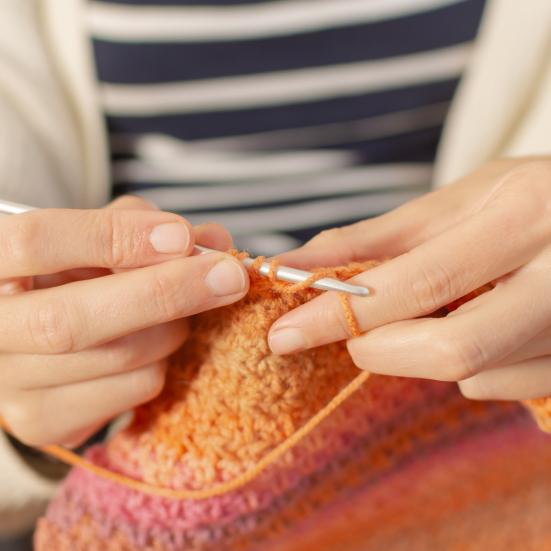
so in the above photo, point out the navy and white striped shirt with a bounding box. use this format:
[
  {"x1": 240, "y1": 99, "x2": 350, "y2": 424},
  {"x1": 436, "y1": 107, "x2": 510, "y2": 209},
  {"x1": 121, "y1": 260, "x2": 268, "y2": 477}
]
[{"x1": 88, "y1": 0, "x2": 486, "y2": 255}]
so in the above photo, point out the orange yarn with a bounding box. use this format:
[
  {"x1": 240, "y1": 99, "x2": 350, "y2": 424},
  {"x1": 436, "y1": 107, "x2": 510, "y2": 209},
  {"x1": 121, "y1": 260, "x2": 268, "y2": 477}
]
[
  {"x1": 339, "y1": 292, "x2": 362, "y2": 337},
  {"x1": 524, "y1": 397, "x2": 551, "y2": 433}
]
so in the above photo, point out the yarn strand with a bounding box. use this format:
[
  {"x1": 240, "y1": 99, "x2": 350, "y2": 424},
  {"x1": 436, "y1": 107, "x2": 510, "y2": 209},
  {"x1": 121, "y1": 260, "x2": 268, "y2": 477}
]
[{"x1": 32, "y1": 371, "x2": 370, "y2": 500}]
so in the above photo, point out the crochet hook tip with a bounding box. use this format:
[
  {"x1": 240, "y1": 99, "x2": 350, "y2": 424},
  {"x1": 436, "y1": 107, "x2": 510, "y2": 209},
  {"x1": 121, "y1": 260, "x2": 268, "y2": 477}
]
[
  {"x1": 308, "y1": 277, "x2": 370, "y2": 297},
  {"x1": 0, "y1": 199, "x2": 35, "y2": 215}
]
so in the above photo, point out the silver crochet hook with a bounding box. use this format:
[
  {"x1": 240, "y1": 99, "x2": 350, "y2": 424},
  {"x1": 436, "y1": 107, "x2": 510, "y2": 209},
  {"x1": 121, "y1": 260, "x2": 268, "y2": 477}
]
[
  {"x1": 194, "y1": 245, "x2": 369, "y2": 296},
  {"x1": 0, "y1": 199, "x2": 370, "y2": 297}
]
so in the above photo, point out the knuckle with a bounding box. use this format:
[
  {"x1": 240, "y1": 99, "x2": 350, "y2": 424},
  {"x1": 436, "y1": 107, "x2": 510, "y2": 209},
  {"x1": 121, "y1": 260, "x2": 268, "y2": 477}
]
[
  {"x1": 408, "y1": 259, "x2": 457, "y2": 314},
  {"x1": 28, "y1": 298, "x2": 78, "y2": 354},
  {"x1": 491, "y1": 161, "x2": 551, "y2": 222},
  {"x1": 307, "y1": 296, "x2": 355, "y2": 342},
  {"x1": 497, "y1": 160, "x2": 551, "y2": 191},
  {"x1": 96, "y1": 210, "x2": 135, "y2": 268},
  {"x1": 149, "y1": 272, "x2": 179, "y2": 321},
  {"x1": 435, "y1": 337, "x2": 486, "y2": 381},
  {"x1": 513, "y1": 160, "x2": 551, "y2": 184}
]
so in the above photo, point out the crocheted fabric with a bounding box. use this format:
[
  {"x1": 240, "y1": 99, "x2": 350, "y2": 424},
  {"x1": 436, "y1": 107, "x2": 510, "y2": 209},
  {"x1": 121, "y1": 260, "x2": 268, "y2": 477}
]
[{"x1": 35, "y1": 263, "x2": 551, "y2": 550}]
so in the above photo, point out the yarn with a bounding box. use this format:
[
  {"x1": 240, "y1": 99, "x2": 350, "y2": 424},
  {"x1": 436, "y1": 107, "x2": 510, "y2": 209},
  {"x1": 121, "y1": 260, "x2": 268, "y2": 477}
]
[{"x1": 4, "y1": 256, "x2": 551, "y2": 550}]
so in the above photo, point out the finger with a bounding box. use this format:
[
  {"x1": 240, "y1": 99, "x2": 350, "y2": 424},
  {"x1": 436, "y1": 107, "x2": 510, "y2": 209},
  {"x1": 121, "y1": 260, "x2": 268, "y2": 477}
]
[
  {"x1": 276, "y1": 214, "x2": 418, "y2": 269},
  {"x1": 194, "y1": 222, "x2": 233, "y2": 251},
  {"x1": 458, "y1": 358, "x2": 551, "y2": 400},
  {"x1": 34, "y1": 225, "x2": 232, "y2": 287},
  {"x1": 496, "y1": 326, "x2": 551, "y2": 365},
  {"x1": 269, "y1": 177, "x2": 550, "y2": 353},
  {"x1": 275, "y1": 161, "x2": 516, "y2": 269},
  {"x1": 0, "y1": 207, "x2": 195, "y2": 278},
  {"x1": 345, "y1": 262, "x2": 551, "y2": 381},
  {"x1": 1, "y1": 362, "x2": 167, "y2": 447},
  {"x1": 36, "y1": 196, "x2": 161, "y2": 285},
  {"x1": 276, "y1": 198, "x2": 452, "y2": 269},
  {"x1": 3, "y1": 318, "x2": 188, "y2": 390},
  {"x1": 0, "y1": 252, "x2": 248, "y2": 354}
]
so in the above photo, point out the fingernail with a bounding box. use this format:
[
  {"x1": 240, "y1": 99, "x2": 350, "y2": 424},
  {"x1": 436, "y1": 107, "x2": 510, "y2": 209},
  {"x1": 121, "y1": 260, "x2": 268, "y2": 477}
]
[
  {"x1": 268, "y1": 328, "x2": 306, "y2": 355},
  {"x1": 150, "y1": 223, "x2": 190, "y2": 253},
  {"x1": 205, "y1": 259, "x2": 246, "y2": 296}
]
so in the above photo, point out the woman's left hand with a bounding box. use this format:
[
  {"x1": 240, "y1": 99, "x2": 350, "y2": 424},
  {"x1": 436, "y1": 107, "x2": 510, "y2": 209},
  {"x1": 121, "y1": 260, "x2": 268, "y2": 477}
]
[{"x1": 268, "y1": 157, "x2": 551, "y2": 401}]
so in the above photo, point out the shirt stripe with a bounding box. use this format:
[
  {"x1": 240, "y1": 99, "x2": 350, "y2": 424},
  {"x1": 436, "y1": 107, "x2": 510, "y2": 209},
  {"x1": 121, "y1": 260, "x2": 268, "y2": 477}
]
[
  {"x1": 99, "y1": 44, "x2": 471, "y2": 115},
  {"x1": 109, "y1": 102, "x2": 449, "y2": 154},
  {"x1": 181, "y1": 190, "x2": 426, "y2": 234},
  {"x1": 91, "y1": 1, "x2": 482, "y2": 84},
  {"x1": 121, "y1": 164, "x2": 433, "y2": 210},
  {"x1": 88, "y1": 0, "x2": 463, "y2": 43},
  {"x1": 104, "y1": 80, "x2": 460, "y2": 141}
]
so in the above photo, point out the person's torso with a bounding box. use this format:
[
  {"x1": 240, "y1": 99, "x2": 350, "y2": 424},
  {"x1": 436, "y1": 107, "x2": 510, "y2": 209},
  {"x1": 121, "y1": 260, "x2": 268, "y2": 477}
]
[{"x1": 88, "y1": 0, "x2": 485, "y2": 254}]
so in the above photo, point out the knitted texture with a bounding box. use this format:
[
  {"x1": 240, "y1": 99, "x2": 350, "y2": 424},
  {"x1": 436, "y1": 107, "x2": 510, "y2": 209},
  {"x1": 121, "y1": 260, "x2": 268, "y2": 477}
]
[{"x1": 34, "y1": 262, "x2": 551, "y2": 550}]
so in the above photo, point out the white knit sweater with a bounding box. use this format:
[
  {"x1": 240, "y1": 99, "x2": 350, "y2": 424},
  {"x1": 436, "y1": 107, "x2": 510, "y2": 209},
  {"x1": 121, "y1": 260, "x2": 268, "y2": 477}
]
[{"x1": 0, "y1": 0, "x2": 550, "y2": 535}]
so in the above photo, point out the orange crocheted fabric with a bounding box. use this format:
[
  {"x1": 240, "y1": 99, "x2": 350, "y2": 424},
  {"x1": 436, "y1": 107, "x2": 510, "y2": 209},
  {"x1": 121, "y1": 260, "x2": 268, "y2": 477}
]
[{"x1": 34, "y1": 262, "x2": 551, "y2": 550}]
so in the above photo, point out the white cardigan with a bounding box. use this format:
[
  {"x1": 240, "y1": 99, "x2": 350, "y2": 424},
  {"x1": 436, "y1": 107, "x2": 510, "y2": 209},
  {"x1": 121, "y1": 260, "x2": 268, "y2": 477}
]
[{"x1": 0, "y1": 0, "x2": 550, "y2": 535}]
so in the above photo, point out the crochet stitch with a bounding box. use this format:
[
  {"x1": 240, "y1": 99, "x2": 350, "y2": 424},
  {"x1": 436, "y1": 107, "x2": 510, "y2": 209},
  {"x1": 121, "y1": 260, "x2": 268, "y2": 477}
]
[{"x1": 32, "y1": 261, "x2": 551, "y2": 550}]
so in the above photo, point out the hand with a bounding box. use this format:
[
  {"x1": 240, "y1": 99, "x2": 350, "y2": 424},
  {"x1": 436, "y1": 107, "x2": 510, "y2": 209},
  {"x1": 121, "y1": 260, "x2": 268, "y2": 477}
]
[
  {"x1": 0, "y1": 196, "x2": 248, "y2": 446},
  {"x1": 268, "y1": 158, "x2": 551, "y2": 401}
]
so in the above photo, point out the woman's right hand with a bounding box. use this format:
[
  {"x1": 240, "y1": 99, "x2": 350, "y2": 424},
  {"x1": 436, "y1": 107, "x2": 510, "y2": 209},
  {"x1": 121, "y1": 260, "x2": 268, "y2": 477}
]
[{"x1": 0, "y1": 196, "x2": 248, "y2": 447}]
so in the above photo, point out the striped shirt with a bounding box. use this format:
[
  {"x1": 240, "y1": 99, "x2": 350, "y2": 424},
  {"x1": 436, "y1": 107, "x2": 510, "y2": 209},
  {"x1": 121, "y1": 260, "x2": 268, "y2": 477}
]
[{"x1": 87, "y1": 0, "x2": 486, "y2": 255}]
